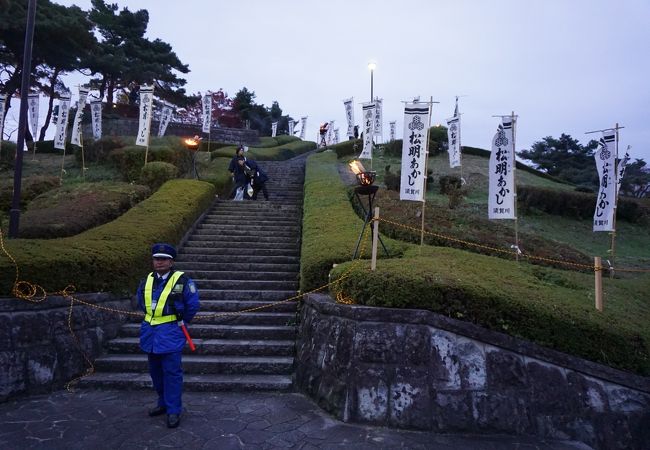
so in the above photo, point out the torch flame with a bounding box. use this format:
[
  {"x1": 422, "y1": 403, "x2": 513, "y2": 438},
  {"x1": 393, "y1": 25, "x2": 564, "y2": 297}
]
[{"x1": 348, "y1": 160, "x2": 366, "y2": 175}]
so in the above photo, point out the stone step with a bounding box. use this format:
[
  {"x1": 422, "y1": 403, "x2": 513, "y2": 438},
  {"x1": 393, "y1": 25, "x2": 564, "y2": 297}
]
[
  {"x1": 174, "y1": 261, "x2": 300, "y2": 272},
  {"x1": 80, "y1": 372, "x2": 293, "y2": 392},
  {"x1": 127, "y1": 311, "x2": 296, "y2": 326},
  {"x1": 185, "y1": 239, "x2": 299, "y2": 249},
  {"x1": 179, "y1": 247, "x2": 300, "y2": 257},
  {"x1": 203, "y1": 213, "x2": 302, "y2": 222},
  {"x1": 189, "y1": 234, "x2": 300, "y2": 244},
  {"x1": 175, "y1": 254, "x2": 300, "y2": 265},
  {"x1": 107, "y1": 337, "x2": 295, "y2": 356},
  {"x1": 94, "y1": 354, "x2": 294, "y2": 375},
  {"x1": 120, "y1": 323, "x2": 297, "y2": 340},
  {"x1": 195, "y1": 279, "x2": 299, "y2": 291},
  {"x1": 198, "y1": 299, "x2": 299, "y2": 313},
  {"x1": 196, "y1": 224, "x2": 301, "y2": 234},
  {"x1": 200, "y1": 218, "x2": 299, "y2": 227},
  {"x1": 185, "y1": 270, "x2": 298, "y2": 282},
  {"x1": 199, "y1": 289, "x2": 298, "y2": 301}
]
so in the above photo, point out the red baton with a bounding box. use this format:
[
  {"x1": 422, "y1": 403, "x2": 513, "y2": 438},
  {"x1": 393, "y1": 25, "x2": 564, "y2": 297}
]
[{"x1": 178, "y1": 320, "x2": 196, "y2": 352}]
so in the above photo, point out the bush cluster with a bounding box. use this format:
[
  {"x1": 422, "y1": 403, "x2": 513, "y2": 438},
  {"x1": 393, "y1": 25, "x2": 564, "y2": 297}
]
[
  {"x1": 74, "y1": 136, "x2": 128, "y2": 164},
  {"x1": 1, "y1": 179, "x2": 215, "y2": 295},
  {"x1": 140, "y1": 162, "x2": 178, "y2": 190},
  {"x1": 109, "y1": 145, "x2": 192, "y2": 181},
  {"x1": 211, "y1": 140, "x2": 316, "y2": 161},
  {"x1": 518, "y1": 185, "x2": 649, "y2": 224},
  {"x1": 0, "y1": 175, "x2": 60, "y2": 211},
  {"x1": 329, "y1": 139, "x2": 361, "y2": 159},
  {"x1": 19, "y1": 182, "x2": 151, "y2": 239}
]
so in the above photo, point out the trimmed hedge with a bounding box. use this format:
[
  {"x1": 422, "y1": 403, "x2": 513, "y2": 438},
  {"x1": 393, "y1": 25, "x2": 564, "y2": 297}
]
[
  {"x1": 1, "y1": 175, "x2": 60, "y2": 211},
  {"x1": 330, "y1": 139, "x2": 361, "y2": 159},
  {"x1": 140, "y1": 161, "x2": 178, "y2": 190},
  {"x1": 518, "y1": 185, "x2": 649, "y2": 224},
  {"x1": 0, "y1": 179, "x2": 215, "y2": 296},
  {"x1": 74, "y1": 136, "x2": 128, "y2": 164},
  {"x1": 211, "y1": 140, "x2": 316, "y2": 161},
  {"x1": 19, "y1": 182, "x2": 151, "y2": 239},
  {"x1": 300, "y1": 152, "x2": 407, "y2": 291},
  {"x1": 329, "y1": 252, "x2": 650, "y2": 375},
  {"x1": 109, "y1": 145, "x2": 192, "y2": 181}
]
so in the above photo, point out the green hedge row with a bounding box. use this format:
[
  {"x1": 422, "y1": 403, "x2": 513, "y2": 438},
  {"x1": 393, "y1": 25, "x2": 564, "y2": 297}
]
[
  {"x1": 109, "y1": 145, "x2": 193, "y2": 182},
  {"x1": 329, "y1": 250, "x2": 650, "y2": 375},
  {"x1": 1, "y1": 175, "x2": 60, "y2": 211},
  {"x1": 300, "y1": 152, "x2": 407, "y2": 291},
  {"x1": 211, "y1": 140, "x2": 316, "y2": 161},
  {"x1": 518, "y1": 185, "x2": 649, "y2": 224},
  {"x1": 0, "y1": 179, "x2": 215, "y2": 296}
]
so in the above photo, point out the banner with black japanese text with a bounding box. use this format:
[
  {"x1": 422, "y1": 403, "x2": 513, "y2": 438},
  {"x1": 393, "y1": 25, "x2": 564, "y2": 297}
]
[
  {"x1": 71, "y1": 86, "x2": 89, "y2": 146},
  {"x1": 389, "y1": 121, "x2": 396, "y2": 141},
  {"x1": 446, "y1": 101, "x2": 461, "y2": 168},
  {"x1": 399, "y1": 103, "x2": 430, "y2": 201},
  {"x1": 616, "y1": 146, "x2": 630, "y2": 196},
  {"x1": 359, "y1": 102, "x2": 375, "y2": 159},
  {"x1": 28, "y1": 94, "x2": 39, "y2": 141},
  {"x1": 53, "y1": 94, "x2": 71, "y2": 150},
  {"x1": 344, "y1": 98, "x2": 354, "y2": 137},
  {"x1": 136, "y1": 85, "x2": 154, "y2": 147},
  {"x1": 333, "y1": 128, "x2": 339, "y2": 144},
  {"x1": 271, "y1": 121, "x2": 278, "y2": 137},
  {"x1": 593, "y1": 131, "x2": 617, "y2": 231},
  {"x1": 0, "y1": 94, "x2": 6, "y2": 144},
  {"x1": 488, "y1": 118, "x2": 516, "y2": 219},
  {"x1": 288, "y1": 120, "x2": 295, "y2": 136},
  {"x1": 90, "y1": 101, "x2": 102, "y2": 140},
  {"x1": 299, "y1": 116, "x2": 307, "y2": 140},
  {"x1": 201, "y1": 94, "x2": 212, "y2": 133},
  {"x1": 374, "y1": 98, "x2": 383, "y2": 136},
  {"x1": 158, "y1": 104, "x2": 173, "y2": 137}
]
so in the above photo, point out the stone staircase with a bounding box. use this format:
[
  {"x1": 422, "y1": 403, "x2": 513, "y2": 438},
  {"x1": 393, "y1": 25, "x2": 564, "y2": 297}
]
[{"x1": 81, "y1": 157, "x2": 306, "y2": 392}]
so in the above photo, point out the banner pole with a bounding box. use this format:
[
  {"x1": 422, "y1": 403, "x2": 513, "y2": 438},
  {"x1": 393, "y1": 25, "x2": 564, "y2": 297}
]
[
  {"x1": 31, "y1": 141, "x2": 37, "y2": 161},
  {"x1": 60, "y1": 142, "x2": 66, "y2": 185},
  {"x1": 371, "y1": 207, "x2": 379, "y2": 271},
  {"x1": 512, "y1": 111, "x2": 519, "y2": 262},
  {"x1": 594, "y1": 256, "x2": 603, "y2": 311},
  {"x1": 609, "y1": 122, "x2": 620, "y2": 278},
  {"x1": 144, "y1": 144, "x2": 149, "y2": 166},
  {"x1": 419, "y1": 97, "x2": 434, "y2": 251},
  {"x1": 80, "y1": 131, "x2": 86, "y2": 181}
]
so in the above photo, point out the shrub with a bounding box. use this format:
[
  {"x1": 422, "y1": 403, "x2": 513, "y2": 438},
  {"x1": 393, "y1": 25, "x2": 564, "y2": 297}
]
[
  {"x1": 439, "y1": 175, "x2": 462, "y2": 194},
  {"x1": 19, "y1": 182, "x2": 151, "y2": 238},
  {"x1": 0, "y1": 175, "x2": 60, "y2": 211},
  {"x1": 109, "y1": 145, "x2": 192, "y2": 181},
  {"x1": 1, "y1": 179, "x2": 215, "y2": 295},
  {"x1": 140, "y1": 162, "x2": 178, "y2": 190},
  {"x1": 74, "y1": 136, "x2": 128, "y2": 164},
  {"x1": 575, "y1": 185, "x2": 595, "y2": 193},
  {"x1": 0, "y1": 141, "x2": 17, "y2": 168},
  {"x1": 211, "y1": 140, "x2": 316, "y2": 162},
  {"x1": 30, "y1": 140, "x2": 58, "y2": 154},
  {"x1": 383, "y1": 165, "x2": 400, "y2": 191},
  {"x1": 329, "y1": 139, "x2": 361, "y2": 158}
]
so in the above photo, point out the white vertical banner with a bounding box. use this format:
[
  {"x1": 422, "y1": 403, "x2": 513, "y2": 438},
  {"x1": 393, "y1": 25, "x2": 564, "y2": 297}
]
[
  {"x1": 271, "y1": 121, "x2": 278, "y2": 137},
  {"x1": 299, "y1": 116, "x2": 307, "y2": 140},
  {"x1": 373, "y1": 98, "x2": 383, "y2": 136},
  {"x1": 616, "y1": 146, "x2": 630, "y2": 196},
  {"x1": 90, "y1": 100, "x2": 102, "y2": 140},
  {"x1": 326, "y1": 120, "x2": 334, "y2": 145},
  {"x1": 0, "y1": 94, "x2": 6, "y2": 143},
  {"x1": 201, "y1": 94, "x2": 212, "y2": 133},
  {"x1": 288, "y1": 120, "x2": 295, "y2": 135},
  {"x1": 359, "y1": 102, "x2": 375, "y2": 159},
  {"x1": 400, "y1": 103, "x2": 430, "y2": 201},
  {"x1": 389, "y1": 121, "x2": 396, "y2": 141},
  {"x1": 343, "y1": 97, "x2": 354, "y2": 137},
  {"x1": 593, "y1": 131, "x2": 617, "y2": 231},
  {"x1": 28, "y1": 93, "x2": 39, "y2": 140},
  {"x1": 446, "y1": 100, "x2": 461, "y2": 168},
  {"x1": 53, "y1": 94, "x2": 71, "y2": 150},
  {"x1": 333, "y1": 128, "x2": 339, "y2": 144},
  {"x1": 136, "y1": 85, "x2": 154, "y2": 147},
  {"x1": 71, "y1": 86, "x2": 89, "y2": 146},
  {"x1": 158, "y1": 104, "x2": 173, "y2": 137},
  {"x1": 488, "y1": 118, "x2": 516, "y2": 219}
]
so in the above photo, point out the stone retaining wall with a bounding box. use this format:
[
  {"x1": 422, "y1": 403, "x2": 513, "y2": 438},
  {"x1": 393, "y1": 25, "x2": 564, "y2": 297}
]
[
  {"x1": 0, "y1": 294, "x2": 131, "y2": 402},
  {"x1": 296, "y1": 294, "x2": 650, "y2": 450},
  {"x1": 82, "y1": 119, "x2": 259, "y2": 145}
]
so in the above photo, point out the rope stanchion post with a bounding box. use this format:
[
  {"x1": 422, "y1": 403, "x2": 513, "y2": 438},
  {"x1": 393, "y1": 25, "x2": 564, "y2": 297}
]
[
  {"x1": 595, "y1": 256, "x2": 603, "y2": 311},
  {"x1": 371, "y1": 207, "x2": 379, "y2": 271}
]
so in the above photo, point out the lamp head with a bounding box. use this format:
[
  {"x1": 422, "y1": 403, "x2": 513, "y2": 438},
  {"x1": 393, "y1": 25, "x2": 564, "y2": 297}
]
[{"x1": 367, "y1": 61, "x2": 377, "y2": 71}]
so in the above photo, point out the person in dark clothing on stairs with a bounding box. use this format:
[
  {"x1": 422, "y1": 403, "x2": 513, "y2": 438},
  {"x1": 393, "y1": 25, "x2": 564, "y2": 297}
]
[
  {"x1": 228, "y1": 146, "x2": 248, "y2": 199},
  {"x1": 136, "y1": 243, "x2": 200, "y2": 429},
  {"x1": 241, "y1": 157, "x2": 269, "y2": 201}
]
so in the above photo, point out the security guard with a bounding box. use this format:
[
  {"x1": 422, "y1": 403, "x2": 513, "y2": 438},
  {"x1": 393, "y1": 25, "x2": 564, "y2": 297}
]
[{"x1": 136, "y1": 243, "x2": 200, "y2": 428}]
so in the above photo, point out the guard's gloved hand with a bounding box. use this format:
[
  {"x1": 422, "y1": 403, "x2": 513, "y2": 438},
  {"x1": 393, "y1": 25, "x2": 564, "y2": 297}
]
[{"x1": 173, "y1": 298, "x2": 185, "y2": 321}]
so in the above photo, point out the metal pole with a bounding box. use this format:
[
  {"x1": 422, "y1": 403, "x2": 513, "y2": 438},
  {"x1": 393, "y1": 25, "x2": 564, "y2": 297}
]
[
  {"x1": 419, "y1": 97, "x2": 434, "y2": 251},
  {"x1": 609, "y1": 123, "x2": 620, "y2": 278},
  {"x1": 512, "y1": 111, "x2": 519, "y2": 262},
  {"x1": 9, "y1": 0, "x2": 38, "y2": 238},
  {"x1": 370, "y1": 70, "x2": 374, "y2": 102},
  {"x1": 371, "y1": 207, "x2": 379, "y2": 271}
]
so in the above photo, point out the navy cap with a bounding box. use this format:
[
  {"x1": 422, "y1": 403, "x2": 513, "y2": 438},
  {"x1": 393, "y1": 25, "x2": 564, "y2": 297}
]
[{"x1": 152, "y1": 243, "x2": 176, "y2": 259}]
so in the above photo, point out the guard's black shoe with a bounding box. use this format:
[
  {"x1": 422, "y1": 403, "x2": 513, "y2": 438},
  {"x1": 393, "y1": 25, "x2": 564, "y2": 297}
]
[
  {"x1": 148, "y1": 406, "x2": 166, "y2": 417},
  {"x1": 167, "y1": 414, "x2": 181, "y2": 428}
]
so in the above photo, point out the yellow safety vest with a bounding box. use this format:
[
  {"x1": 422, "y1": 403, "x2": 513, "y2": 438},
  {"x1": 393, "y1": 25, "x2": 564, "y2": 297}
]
[{"x1": 144, "y1": 271, "x2": 185, "y2": 325}]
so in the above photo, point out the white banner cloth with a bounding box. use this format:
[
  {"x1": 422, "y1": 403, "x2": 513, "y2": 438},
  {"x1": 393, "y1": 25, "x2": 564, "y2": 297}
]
[
  {"x1": 389, "y1": 121, "x2": 396, "y2": 141},
  {"x1": 488, "y1": 118, "x2": 516, "y2": 219},
  {"x1": 158, "y1": 104, "x2": 173, "y2": 137},
  {"x1": 28, "y1": 94, "x2": 39, "y2": 140},
  {"x1": 54, "y1": 95, "x2": 71, "y2": 150},
  {"x1": 374, "y1": 98, "x2": 383, "y2": 136},
  {"x1": 71, "y1": 86, "x2": 89, "y2": 146},
  {"x1": 299, "y1": 116, "x2": 307, "y2": 140},
  {"x1": 271, "y1": 121, "x2": 278, "y2": 137},
  {"x1": 399, "y1": 103, "x2": 430, "y2": 201},
  {"x1": 343, "y1": 98, "x2": 354, "y2": 137},
  {"x1": 333, "y1": 128, "x2": 339, "y2": 144},
  {"x1": 90, "y1": 101, "x2": 102, "y2": 140},
  {"x1": 593, "y1": 131, "x2": 617, "y2": 231},
  {"x1": 288, "y1": 120, "x2": 294, "y2": 136},
  {"x1": 359, "y1": 102, "x2": 375, "y2": 159},
  {"x1": 0, "y1": 94, "x2": 6, "y2": 143},
  {"x1": 201, "y1": 94, "x2": 212, "y2": 133},
  {"x1": 446, "y1": 100, "x2": 461, "y2": 168},
  {"x1": 136, "y1": 85, "x2": 154, "y2": 147}
]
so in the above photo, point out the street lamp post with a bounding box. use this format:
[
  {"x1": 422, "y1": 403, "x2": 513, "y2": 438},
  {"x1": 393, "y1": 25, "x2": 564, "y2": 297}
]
[
  {"x1": 367, "y1": 62, "x2": 376, "y2": 102},
  {"x1": 9, "y1": 0, "x2": 38, "y2": 238}
]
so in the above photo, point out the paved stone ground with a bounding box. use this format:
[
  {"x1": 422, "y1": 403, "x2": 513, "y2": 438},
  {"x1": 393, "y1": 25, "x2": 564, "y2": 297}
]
[{"x1": 0, "y1": 390, "x2": 591, "y2": 450}]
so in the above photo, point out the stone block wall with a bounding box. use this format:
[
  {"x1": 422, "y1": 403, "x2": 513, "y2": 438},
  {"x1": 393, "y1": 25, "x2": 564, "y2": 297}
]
[
  {"x1": 0, "y1": 294, "x2": 131, "y2": 402},
  {"x1": 296, "y1": 294, "x2": 650, "y2": 450},
  {"x1": 82, "y1": 119, "x2": 259, "y2": 145}
]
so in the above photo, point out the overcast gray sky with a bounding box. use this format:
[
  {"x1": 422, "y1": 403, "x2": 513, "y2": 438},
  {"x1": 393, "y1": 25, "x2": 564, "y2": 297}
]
[{"x1": 45, "y1": 0, "x2": 650, "y2": 162}]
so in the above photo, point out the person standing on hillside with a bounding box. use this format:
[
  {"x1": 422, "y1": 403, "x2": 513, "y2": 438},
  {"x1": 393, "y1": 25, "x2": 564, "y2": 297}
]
[{"x1": 137, "y1": 243, "x2": 200, "y2": 428}]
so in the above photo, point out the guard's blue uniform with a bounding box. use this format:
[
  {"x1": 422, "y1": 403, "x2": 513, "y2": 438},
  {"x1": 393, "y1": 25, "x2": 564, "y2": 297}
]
[{"x1": 136, "y1": 270, "x2": 199, "y2": 415}]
